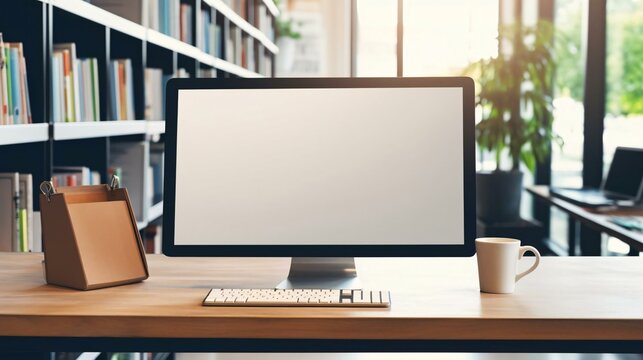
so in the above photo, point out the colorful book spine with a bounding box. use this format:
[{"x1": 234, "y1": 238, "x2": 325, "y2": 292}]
[
  {"x1": 19, "y1": 208, "x2": 27, "y2": 252},
  {"x1": 51, "y1": 54, "x2": 61, "y2": 123},
  {"x1": 91, "y1": 58, "x2": 100, "y2": 121},
  {"x1": 109, "y1": 61, "x2": 119, "y2": 120},
  {"x1": 9, "y1": 47, "x2": 21, "y2": 123},
  {"x1": 118, "y1": 61, "x2": 126, "y2": 120},
  {"x1": 22, "y1": 57, "x2": 32, "y2": 124},
  {"x1": 15, "y1": 45, "x2": 27, "y2": 124},
  {"x1": 0, "y1": 34, "x2": 7, "y2": 125},
  {"x1": 5, "y1": 46, "x2": 14, "y2": 124},
  {"x1": 62, "y1": 50, "x2": 72, "y2": 122},
  {"x1": 125, "y1": 60, "x2": 134, "y2": 120}
]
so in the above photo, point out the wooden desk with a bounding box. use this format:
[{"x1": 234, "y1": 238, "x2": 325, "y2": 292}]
[
  {"x1": 527, "y1": 186, "x2": 643, "y2": 255},
  {"x1": 1, "y1": 253, "x2": 642, "y2": 352}
]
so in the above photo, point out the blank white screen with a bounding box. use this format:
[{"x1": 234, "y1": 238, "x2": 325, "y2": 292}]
[{"x1": 175, "y1": 87, "x2": 464, "y2": 245}]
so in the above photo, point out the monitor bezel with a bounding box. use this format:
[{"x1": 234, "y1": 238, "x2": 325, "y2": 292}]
[{"x1": 162, "y1": 77, "x2": 476, "y2": 257}]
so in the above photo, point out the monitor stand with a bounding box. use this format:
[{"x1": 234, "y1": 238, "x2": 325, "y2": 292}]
[{"x1": 276, "y1": 257, "x2": 361, "y2": 289}]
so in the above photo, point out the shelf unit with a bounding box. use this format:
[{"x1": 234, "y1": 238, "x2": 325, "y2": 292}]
[
  {"x1": 48, "y1": 0, "x2": 278, "y2": 77},
  {"x1": 0, "y1": 124, "x2": 49, "y2": 146},
  {"x1": 0, "y1": 0, "x2": 279, "y2": 245}
]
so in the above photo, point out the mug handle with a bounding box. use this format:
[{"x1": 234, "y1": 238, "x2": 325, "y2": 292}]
[{"x1": 515, "y1": 246, "x2": 541, "y2": 282}]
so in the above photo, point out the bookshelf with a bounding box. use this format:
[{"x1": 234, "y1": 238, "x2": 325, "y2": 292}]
[
  {"x1": 1, "y1": 0, "x2": 278, "y2": 248},
  {"x1": 53, "y1": 121, "x2": 148, "y2": 140},
  {"x1": 0, "y1": 124, "x2": 49, "y2": 146}
]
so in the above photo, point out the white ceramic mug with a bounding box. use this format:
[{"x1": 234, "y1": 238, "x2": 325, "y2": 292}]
[{"x1": 475, "y1": 237, "x2": 541, "y2": 294}]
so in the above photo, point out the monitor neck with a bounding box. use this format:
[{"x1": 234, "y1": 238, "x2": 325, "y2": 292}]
[{"x1": 276, "y1": 257, "x2": 361, "y2": 289}]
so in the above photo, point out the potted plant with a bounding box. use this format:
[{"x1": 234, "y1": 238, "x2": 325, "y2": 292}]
[
  {"x1": 274, "y1": 0, "x2": 301, "y2": 73},
  {"x1": 466, "y1": 21, "x2": 558, "y2": 223}
]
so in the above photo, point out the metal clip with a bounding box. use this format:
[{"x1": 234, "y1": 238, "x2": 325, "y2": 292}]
[
  {"x1": 39, "y1": 181, "x2": 56, "y2": 202},
  {"x1": 109, "y1": 175, "x2": 120, "y2": 190}
]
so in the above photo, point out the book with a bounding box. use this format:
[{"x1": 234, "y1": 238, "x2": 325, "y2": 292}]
[
  {"x1": 22, "y1": 55, "x2": 32, "y2": 123},
  {"x1": 109, "y1": 59, "x2": 135, "y2": 120},
  {"x1": 0, "y1": 32, "x2": 9, "y2": 125},
  {"x1": 111, "y1": 141, "x2": 149, "y2": 221},
  {"x1": 234, "y1": 27, "x2": 243, "y2": 65},
  {"x1": 10, "y1": 43, "x2": 28, "y2": 124},
  {"x1": 18, "y1": 174, "x2": 33, "y2": 252},
  {"x1": 148, "y1": 0, "x2": 159, "y2": 31},
  {"x1": 51, "y1": 52, "x2": 63, "y2": 122},
  {"x1": 52, "y1": 166, "x2": 101, "y2": 187},
  {"x1": 9, "y1": 47, "x2": 20, "y2": 123},
  {"x1": 158, "y1": 0, "x2": 179, "y2": 38},
  {"x1": 144, "y1": 68, "x2": 163, "y2": 121},
  {"x1": 0, "y1": 40, "x2": 32, "y2": 125},
  {"x1": 0, "y1": 173, "x2": 19, "y2": 252},
  {"x1": 150, "y1": 142, "x2": 165, "y2": 204},
  {"x1": 91, "y1": 0, "x2": 147, "y2": 26},
  {"x1": 90, "y1": 58, "x2": 100, "y2": 121},
  {"x1": 179, "y1": 4, "x2": 193, "y2": 44},
  {"x1": 54, "y1": 43, "x2": 81, "y2": 122},
  {"x1": 51, "y1": 46, "x2": 99, "y2": 122}
]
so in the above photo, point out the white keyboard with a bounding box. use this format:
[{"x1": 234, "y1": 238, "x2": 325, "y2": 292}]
[{"x1": 203, "y1": 288, "x2": 391, "y2": 307}]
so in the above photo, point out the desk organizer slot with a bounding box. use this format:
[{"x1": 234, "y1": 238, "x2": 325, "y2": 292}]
[{"x1": 39, "y1": 179, "x2": 148, "y2": 290}]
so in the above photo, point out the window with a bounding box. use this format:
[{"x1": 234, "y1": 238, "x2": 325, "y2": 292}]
[
  {"x1": 403, "y1": 0, "x2": 498, "y2": 76},
  {"x1": 603, "y1": 0, "x2": 643, "y2": 255},
  {"x1": 355, "y1": 0, "x2": 499, "y2": 77},
  {"x1": 603, "y1": 0, "x2": 643, "y2": 172},
  {"x1": 548, "y1": 0, "x2": 588, "y2": 248},
  {"x1": 355, "y1": 0, "x2": 397, "y2": 76}
]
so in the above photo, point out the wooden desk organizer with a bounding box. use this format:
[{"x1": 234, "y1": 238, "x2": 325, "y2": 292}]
[{"x1": 39, "y1": 176, "x2": 149, "y2": 290}]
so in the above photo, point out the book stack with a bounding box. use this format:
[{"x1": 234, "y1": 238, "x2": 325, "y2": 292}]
[
  {"x1": 0, "y1": 34, "x2": 33, "y2": 125},
  {"x1": 111, "y1": 141, "x2": 149, "y2": 221},
  {"x1": 0, "y1": 173, "x2": 34, "y2": 252},
  {"x1": 157, "y1": 0, "x2": 180, "y2": 39},
  {"x1": 226, "y1": 26, "x2": 244, "y2": 65},
  {"x1": 255, "y1": 2, "x2": 275, "y2": 42},
  {"x1": 52, "y1": 43, "x2": 100, "y2": 122},
  {"x1": 52, "y1": 166, "x2": 101, "y2": 187},
  {"x1": 200, "y1": 9, "x2": 222, "y2": 58},
  {"x1": 109, "y1": 59, "x2": 135, "y2": 120},
  {"x1": 150, "y1": 143, "x2": 164, "y2": 205},
  {"x1": 144, "y1": 68, "x2": 164, "y2": 121},
  {"x1": 179, "y1": 3, "x2": 193, "y2": 44},
  {"x1": 244, "y1": 36, "x2": 255, "y2": 71}
]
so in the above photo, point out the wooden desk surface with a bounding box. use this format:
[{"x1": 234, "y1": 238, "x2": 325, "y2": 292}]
[
  {"x1": 528, "y1": 185, "x2": 643, "y2": 250},
  {"x1": 0, "y1": 253, "x2": 642, "y2": 341}
]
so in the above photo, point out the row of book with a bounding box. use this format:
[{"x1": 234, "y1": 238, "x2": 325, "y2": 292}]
[
  {"x1": 109, "y1": 59, "x2": 136, "y2": 120},
  {"x1": 149, "y1": 143, "x2": 164, "y2": 206},
  {"x1": 88, "y1": 0, "x2": 274, "y2": 73},
  {"x1": 52, "y1": 43, "x2": 101, "y2": 122},
  {"x1": 227, "y1": 28, "x2": 257, "y2": 71},
  {"x1": 0, "y1": 34, "x2": 32, "y2": 125},
  {"x1": 144, "y1": 68, "x2": 191, "y2": 121},
  {"x1": 201, "y1": 8, "x2": 223, "y2": 58},
  {"x1": 51, "y1": 166, "x2": 102, "y2": 188},
  {"x1": 1, "y1": 143, "x2": 164, "y2": 254},
  {"x1": 0, "y1": 173, "x2": 35, "y2": 252},
  {"x1": 224, "y1": 0, "x2": 276, "y2": 42}
]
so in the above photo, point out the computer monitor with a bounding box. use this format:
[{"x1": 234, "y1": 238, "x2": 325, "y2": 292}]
[
  {"x1": 163, "y1": 78, "x2": 475, "y2": 288},
  {"x1": 602, "y1": 147, "x2": 643, "y2": 201}
]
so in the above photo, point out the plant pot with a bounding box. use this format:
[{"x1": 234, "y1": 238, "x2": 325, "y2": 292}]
[{"x1": 476, "y1": 170, "x2": 523, "y2": 223}]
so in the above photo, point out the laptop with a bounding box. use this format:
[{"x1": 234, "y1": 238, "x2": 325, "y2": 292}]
[{"x1": 551, "y1": 147, "x2": 643, "y2": 208}]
